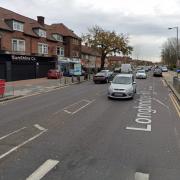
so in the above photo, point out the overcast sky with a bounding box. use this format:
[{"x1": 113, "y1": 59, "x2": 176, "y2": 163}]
[{"x1": 1, "y1": 0, "x2": 180, "y2": 62}]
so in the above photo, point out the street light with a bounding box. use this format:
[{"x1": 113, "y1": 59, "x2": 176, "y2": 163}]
[{"x1": 168, "y1": 26, "x2": 179, "y2": 65}]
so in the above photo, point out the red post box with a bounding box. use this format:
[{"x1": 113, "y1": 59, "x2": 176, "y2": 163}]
[{"x1": 0, "y1": 79, "x2": 5, "y2": 97}]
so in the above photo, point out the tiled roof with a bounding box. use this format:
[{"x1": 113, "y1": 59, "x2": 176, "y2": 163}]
[
  {"x1": 49, "y1": 23, "x2": 80, "y2": 39},
  {"x1": 81, "y1": 45, "x2": 101, "y2": 57},
  {"x1": 0, "y1": 7, "x2": 80, "y2": 40}
]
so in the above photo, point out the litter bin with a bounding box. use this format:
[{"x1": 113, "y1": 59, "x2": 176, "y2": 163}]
[{"x1": 0, "y1": 79, "x2": 5, "y2": 97}]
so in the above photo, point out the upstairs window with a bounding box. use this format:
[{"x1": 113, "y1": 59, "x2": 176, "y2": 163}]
[
  {"x1": 53, "y1": 34, "x2": 63, "y2": 42},
  {"x1": 38, "y1": 43, "x2": 48, "y2": 54},
  {"x1": 72, "y1": 38, "x2": 80, "y2": 45},
  {"x1": 13, "y1": 21, "x2": 24, "y2": 32},
  {"x1": 38, "y1": 29, "x2": 46, "y2": 38},
  {"x1": 57, "y1": 47, "x2": 64, "y2": 56},
  {"x1": 12, "y1": 39, "x2": 25, "y2": 52},
  {"x1": 72, "y1": 50, "x2": 79, "y2": 58}
]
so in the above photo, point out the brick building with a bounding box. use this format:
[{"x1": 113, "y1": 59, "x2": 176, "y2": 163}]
[
  {"x1": 0, "y1": 7, "x2": 81, "y2": 81},
  {"x1": 81, "y1": 44, "x2": 101, "y2": 72}
]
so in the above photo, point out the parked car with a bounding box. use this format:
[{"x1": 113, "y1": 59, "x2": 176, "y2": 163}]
[
  {"x1": 161, "y1": 66, "x2": 168, "y2": 72},
  {"x1": 47, "y1": 69, "x2": 60, "y2": 79},
  {"x1": 93, "y1": 72, "x2": 109, "y2": 83},
  {"x1": 153, "y1": 68, "x2": 162, "y2": 77},
  {"x1": 107, "y1": 74, "x2": 136, "y2": 99},
  {"x1": 136, "y1": 69, "x2": 147, "y2": 79},
  {"x1": 100, "y1": 70, "x2": 113, "y2": 78}
]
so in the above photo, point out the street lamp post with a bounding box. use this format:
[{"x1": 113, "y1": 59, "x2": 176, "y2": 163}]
[{"x1": 168, "y1": 26, "x2": 179, "y2": 66}]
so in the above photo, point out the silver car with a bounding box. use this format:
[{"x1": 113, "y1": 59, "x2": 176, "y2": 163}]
[
  {"x1": 108, "y1": 74, "x2": 136, "y2": 99},
  {"x1": 136, "y1": 70, "x2": 147, "y2": 79}
]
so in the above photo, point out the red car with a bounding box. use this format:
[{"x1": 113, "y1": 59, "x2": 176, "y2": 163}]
[{"x1": 47, "y1": 69, "x2": 60, "y2": 79}]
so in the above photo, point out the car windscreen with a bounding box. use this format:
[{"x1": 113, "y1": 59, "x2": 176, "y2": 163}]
[
  {"x1": 112, "y1": 76, "x2": 132, "y2": 84},
  {"x1": 137, "y1": 70, "x2": 145, "y2": 73}
]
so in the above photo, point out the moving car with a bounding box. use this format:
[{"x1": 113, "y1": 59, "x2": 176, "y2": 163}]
[
  {"x1": 108, "y1": 74, "x2": 136, "y2": 99},
  {"x1": 161, "y1": 66, "x2": 168, "y2": 72},
  {"x1": 47, "y1": 69, "x2": 60, "y2": 79},
  {"x1": 153, "y1": 68, "x2": 162, "y2": 77},
  {"x1": 93, "y1": 72, "x2": 109, "y2": 83},
  {"x1": 121, "y1": 64, "x2": 132, "y2": 73},
  {"x1": 136, "y1": 69, "x2": 147, "y2": 79}
]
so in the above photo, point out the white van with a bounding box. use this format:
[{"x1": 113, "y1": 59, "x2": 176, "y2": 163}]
[{"x1": 121, "y1": 64, "x2": 132, "y2": 73}]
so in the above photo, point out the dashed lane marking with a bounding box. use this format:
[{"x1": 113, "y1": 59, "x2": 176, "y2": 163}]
[
  {"x1": 135, "y1": 172, "x2": 149, "y2": 180},
  {"x1": 26, "y1": 159, "x2": 59, "y2": 180}
]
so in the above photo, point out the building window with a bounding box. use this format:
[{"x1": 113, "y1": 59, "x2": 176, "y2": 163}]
[
  {"x1": 38, "y1": 29, "x2": 46, "y2": 38},
  {"x1": 57, "y1": 47, "x2": 64, "y2": 56},
  {"x1": 53, "y1": 34, "x2": 63, "y2": 42},
  {"x1": 72, "y1": 38, "x2": 79, "y2": 45},
  {"x1": 72, "y1": 50, "x2": 79, "y2": 57},
  {"x1": 13, "y1": 21, "x2": 24, "y2": 32},
  {"x1": 12, "y1": 39, "x2": 25, "y2": 52},
  {"x1": 38, "y1": 43, "x2": 48, "y2": 54}
]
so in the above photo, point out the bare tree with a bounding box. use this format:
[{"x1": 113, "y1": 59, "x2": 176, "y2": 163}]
[{"x1": 161, "y1": 38, "x2": 178, "y2": 66}]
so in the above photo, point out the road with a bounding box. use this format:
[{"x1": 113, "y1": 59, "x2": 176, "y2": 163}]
[{"x1": 0, "y1": 73, "x2": 179, "y2": 180}]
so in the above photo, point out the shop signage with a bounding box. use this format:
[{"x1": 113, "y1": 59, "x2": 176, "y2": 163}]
[{"x1": 11, "y1": 55, "x2": 36, "y2": 61}]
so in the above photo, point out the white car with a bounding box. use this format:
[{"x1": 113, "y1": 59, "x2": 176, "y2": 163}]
[
  {"x1": 136, "y1": 70, "x2": 147, "y2": 79},
  {"x1": 108, "y1": 74, "x2": 136, "y2": 99}
]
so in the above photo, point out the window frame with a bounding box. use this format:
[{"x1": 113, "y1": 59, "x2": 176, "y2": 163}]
[
  {"x1": 13, "y1": 21, "x2": 24, "y2": 32},
  {"x1": 38, "y1": 43, "x2": 48, "y2": 55},
  {"x1": 12, "y1": 39, "x2": 25, "y2": 52}
]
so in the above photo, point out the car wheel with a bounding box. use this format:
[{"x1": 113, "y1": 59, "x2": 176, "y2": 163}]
[{"x1": 134, "y1": 89, "x2": 136, "y2": 93}]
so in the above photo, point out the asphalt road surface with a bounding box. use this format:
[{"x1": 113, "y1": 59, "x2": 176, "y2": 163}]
[{"x1": 0, "y1": 73, "x2": 180, "y2": 180}]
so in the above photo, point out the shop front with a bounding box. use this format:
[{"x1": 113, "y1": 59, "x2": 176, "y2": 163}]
[{"x1": 0, "y1": 54, "x2": 57, "y2": 81}]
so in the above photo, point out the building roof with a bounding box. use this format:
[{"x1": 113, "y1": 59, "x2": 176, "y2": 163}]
[
  {"x1": 108, "y1": 56, "x2": 132, "y2": 62},
  {"x1": 81, "y1": 45, "x2": 101, "y2": 57},
  {"x1": 49, "y1": 23, "x2": 80, "y2": 39},
  {"x1": 0, "y1": 7, "x2": 80, "y2": 40}
]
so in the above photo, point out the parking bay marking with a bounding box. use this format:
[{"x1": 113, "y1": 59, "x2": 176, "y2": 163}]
[
  {"x1": 0, "y1": 127, "x2": 26, "y2": 141},
  {"x1": 63, "y1": 99, "x2": 95, "y2": 115},
  {"x1": 26, "y1": 159, "x2": 59, "y2": 180},
  {"x1": 0, "y1": 125, "x2": 47, "y2": 160}
]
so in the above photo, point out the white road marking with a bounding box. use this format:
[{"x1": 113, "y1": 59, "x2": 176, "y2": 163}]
[
  {"x1": 0, "y1": 129, "x2": 47, "y2": 160},
  {"x1": 71, "y1": 99, "x2": 95, "y2": 114},
  {"x1": 0, "y1": 127, "x2": 26, "y2": 141},
  {"x1": 126, "y1": 125, "x2": 151, "y2": 132},
  {"x1": 153, "y1": 98, "x2": 169, "y2": 109},
  {"x1": 34, "y1": 124, "x2": 47, "y2": 131},
  {"x1": 26, "y1": 159, "x2": 59, "y2": 180},
  {"x1": 161, "y1": 78, "x2": 167, "y2": 87},
  {"x1": 63, "y1": 109, "x2": 72, "y2": 114},
  {"x1": 135, "y1": 172, "x2": 149, "y2": 180}
]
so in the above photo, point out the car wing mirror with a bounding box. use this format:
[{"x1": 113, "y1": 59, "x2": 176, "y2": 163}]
[{"x1": 133, "y1": 81, "x2": 136, "y2": 84}]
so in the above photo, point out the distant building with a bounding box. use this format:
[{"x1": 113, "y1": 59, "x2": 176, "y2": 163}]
[{"x1": 81, "y1": 44, "x2": 101, "y2": 72}]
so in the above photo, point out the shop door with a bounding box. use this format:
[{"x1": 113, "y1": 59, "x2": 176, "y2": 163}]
[
  {"x1": 12, "y1": 63, "x2": 36, "y2": 81},
  {"x1": 0, "y1": 63, "x2": 6, "y2": 79}
]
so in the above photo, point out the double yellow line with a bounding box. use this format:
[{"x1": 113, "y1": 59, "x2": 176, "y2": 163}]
[{"x1": 169, "y1": 94, "x2": 180, "y2": 117}]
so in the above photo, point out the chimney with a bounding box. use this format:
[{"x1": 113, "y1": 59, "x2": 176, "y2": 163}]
[{"x1": 37, "y1": 16, "x2": 45, "y2": 26}]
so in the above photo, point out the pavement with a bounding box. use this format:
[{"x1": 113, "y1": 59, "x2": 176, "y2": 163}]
[
  {"x1": 0, "y1": 72, "x2": 179, "y2": 179},
  {"x1": 0, "y1": 76, "x2": 89, "y2": 101},
  {"x1": 163, "y1": 71, "x2": 180, "y2": 101}
]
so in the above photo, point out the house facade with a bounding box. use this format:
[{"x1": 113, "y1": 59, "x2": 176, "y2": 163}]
[{"x1": 0, "y1": 7, "x2": 81, "y2": 81}]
